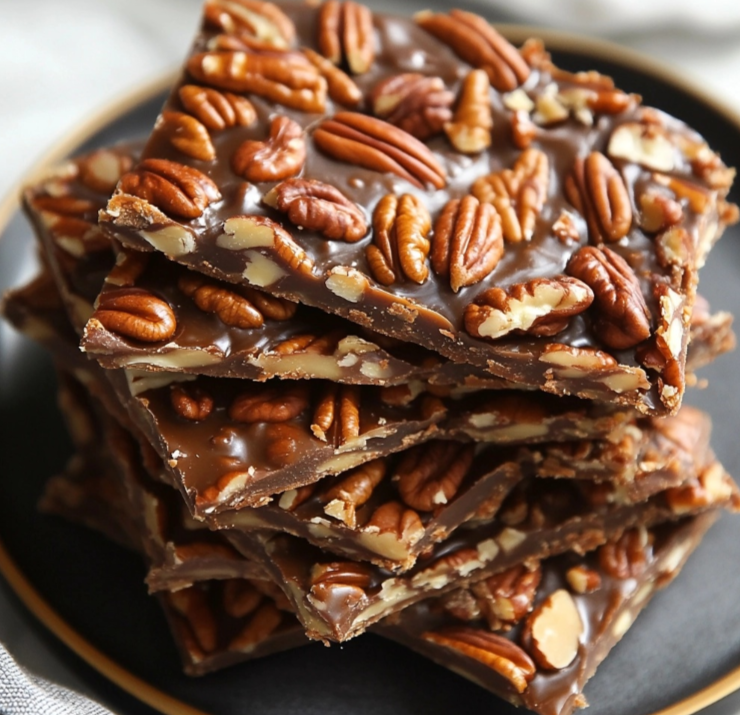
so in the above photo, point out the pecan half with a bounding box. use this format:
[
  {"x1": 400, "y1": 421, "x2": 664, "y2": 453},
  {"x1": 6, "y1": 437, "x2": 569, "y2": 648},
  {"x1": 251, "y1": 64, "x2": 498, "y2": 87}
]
[
  {"x1": 566, "y1": 246, "x2": 651, "y2": 349},
  {"x1": 416, "y1": 10, "x2": 530, "y2": 92},
  {"x1": 364, "y1": 501, "x2": 424, "y2": 544},
  {"x1": 186, "y1": 51, "x2": 327, "y2": 113},
  {"x1": 170, "y1": 384, "x2": 214, "y2": 422},
  {"x1": 313, "y1": 112, "x2": 447, "y2": 189},
  {"x1": 472, "y1": 148, "x2": 549, "y2": 243},
  {"x1": 465, "y1": 276, "x2": 593, "y2": 341},
  {"x1": 510, "y1": 110, "x2": 536, "y2": 150},
  {"x1": 264, "y1": 178, "x2": 367, "y2": 242},
  {"x1": 431, "y1": 195, "x2": 503, "y2": 292},
  {"x1": 638, "y1": 189, "x2": 683, "y2": 234},
  {"x1": 264, "y1": 423, "x2": 306, "y2": 467},
  {"x1": 598, "y1": 528, "x2": 650, "y2": 579},
  {"x1": 273, "y1": 331, "x2": 343, "y2": 356},
  {"x1": 76, "y1": 148, "x2": 134, "y2": 194},
  {"x1": 565, "y1": 151, "x2": 633, "y2": 243},
  {"x1": 394, "y1": 441, "x2": 475, "y2": 512},
  {"x1": 178, "y1": 273, "x2": 265, "y2": 329},
  {"x1": 444, "y1": 69, "x2": 492, "y2": 154},
  {"x1": 93, "y1": 288, "x2": 176, "y2": 343},
  {"x1": 311, "y1": 384, "x2": 361, "y2": 444},
  {"x1": 370, "y1": 73, "x2": 454, "y2": 141},
  {"x1": 322, "y1": 458, "x2": 386, "y2": 526},
  {"x1": 242, "y1": 287, "x2": 297, "y2": 321},
  {"x1": 155, "y1": 111, "x2": 215, "y2": 162},
  {"x1": 117, "y1": 159, "x2": 221, "y2": 220},
  {"x1": 229, "y1": 384, "x2": 309, "y2": 423},
  {"x1": 232, "y1": 116, "x2": 306, "y2": 182},
  {"x1": 179, "y1": 84, "x2": 257, "y2": 130},
  {"x1": 303, "y1": 47, "x2": 362, "y2": 107},
  {"x1": 472, "y1": 563, "x2": 542, "y2": 630},
  {"x1": 366, "y1": 193, "x2": 431, "y2": 285},
  {"x1": 203, "y1": 0, "x2": 296, "y2": 49},
  {"x1": 423, "y1": 627, "x2": 536, "y2": 693},
  {"x1": 311, "y1": 561, "x2": 373, "y2": 590},
  {"x1": 317, "y1": 0, "x2": 375, "y2": 74}
]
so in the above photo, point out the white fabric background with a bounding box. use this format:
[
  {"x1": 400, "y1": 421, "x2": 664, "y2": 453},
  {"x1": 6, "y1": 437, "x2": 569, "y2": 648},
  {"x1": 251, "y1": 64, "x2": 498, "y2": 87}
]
[{"x1": 0, "y1": 0, "x2": 739, "y2": 712}]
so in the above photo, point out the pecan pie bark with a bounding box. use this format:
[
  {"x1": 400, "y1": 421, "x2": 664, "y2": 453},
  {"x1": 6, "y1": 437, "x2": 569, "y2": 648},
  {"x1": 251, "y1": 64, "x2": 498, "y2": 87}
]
[{"x1": 98, "y1": 3, "x2": 738, "y2": 415}]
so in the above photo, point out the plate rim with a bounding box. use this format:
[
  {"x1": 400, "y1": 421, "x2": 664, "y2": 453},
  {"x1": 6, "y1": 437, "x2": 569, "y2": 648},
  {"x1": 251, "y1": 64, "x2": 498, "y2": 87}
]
[{"x1": 1, "y1": 24, "x2": 739, "y2": 715}]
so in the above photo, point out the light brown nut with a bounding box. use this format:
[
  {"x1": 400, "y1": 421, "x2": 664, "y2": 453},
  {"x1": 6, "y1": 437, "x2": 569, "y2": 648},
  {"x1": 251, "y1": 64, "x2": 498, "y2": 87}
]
[
  {"x1": 105, "y1": 251, "x2": 149, "y2": 288},
  {"x1": 264, "y1": 178, "x2": 367, "y2": 242},
  {"x1": 652, "y1": 172, "x2": 712, "y2": 214},
  {"x1": 564, "y1": 151, "x2": 633, "y2": 244},
  {"x1": 228, "y1": 602, "x2": 283, "y2": 653},
  {"x1": 203, "y1": 0, "x2": 296, "y2": 49},
  {"x1": 464, "y1": 276, "x2": 593, "y2": 341},
  {"x1": 366, "y1": 193, "x2": 431, "y2": 285},
  {"x1": 223, "y1": 580, "x2": 263, "y2": 619},
  {"x1": 607, "y1": 121, "x2": 676, "y2": 172},
  {"x1": 179, "y1": 84, "x2": 257, "y2": 131},
  {"x1": 186, "y1": 51, "x2": 327, "y2": 113},
  {"x1": 310, "y1": 561, "x2": 373, "y2": 589},
  {"x1": 167, "y1": 586, "x2": 217, "y2": 654},
  {"x1": 521, "y1": 589, "x2": 583, "y2": 670},
  {"x1": 117, "y1": 159, "x2": 221, "y2": 220},
  {"x1": 444, "y1": 69, "x2": 492, "y2": 154},
  {"x1": 322, "y1": 458, "x2": 386, "y2": 526},
  {"x1": 511, "y1": 109, "x2": 536, "y2": 150},
  {"x1": 232, "y1": 116, "x2": 306, "y2": 182},
  {"x1": 317, "y1": 0, "x2": 375, "y2": 74},
  {"x1": 472, "y1": 563, "x2": 542, "y2": 630},
  {"x1": 431, "y1": 195, "x2": 503, "y2": 292},
  {"x1": 471, "y1": 148, "x2": 549, "y2": 243},
  {"x1": 155, "y1": 111, "x2": 216, "y2": 162},
  {"x1": 665, "y1": 462, "x2": 733, "y2": 514},
  {"x1": 170, "y1": 384, "x2": 214, "y2": 422},
  {"x1": 566, "y1": 565, "x2": 602, "y2": 594},
  {"x1": 551, "y1": 210, "x2": 580, "y2": 244},
  {"x1": 303, "y1": 47, "x2": 362, "y2": 107},
  {"x1": 278, "y1": 483, "x2": 317, "y2": 511},
  {"x1": 638, "y1": 189, "x2": 683, "y2": 233},
  {"x1": 311, "y1": 383, "x2": 361, "y2": 444},
  {"x1": 273, "y1": 331, "x2": 343, "y2": 356},
  {"x1": 93, "y1": 288, "x2": 176, "y2": 343},
  {"x1": 394, "y1": 441, "x2": 475, "y2": 512},
  {"x1": 76, "y1": 148, "x2": 134, "y2": 194},
  {"x1": 31, "y1": 195, "x2": 97, "y2": 217},
  {"x1": 416, "y1": 9, "x2": 530, "y2": 92},
  {"x1": 178, "y1": 273, "x2": 264, "y2": 329},
  {"x1": 655, "y1": 226, "x2": 692, "y2": 269},
  {"x1": 371, "y1": 73, "x2": 454, "y2": 141},
  {"x1": 423, "y1": 627, "x2": 536, "y2": 694},
  {"x1": 229, "y1": 384, "x2": 309, "y2": 423},
  {"x1": 439, "y1": 589, "x2": 482, "y2": 622},
  {"x1": 566, "y1": 245, "x2": 651, "y2": 349},
  {"x1": 598, "y1": 528, "x2": 650, "y2": 579},
  {"x1": 365, "y1": 500, "x2": 424, "y2": 542},
  {"x1": 313, "y1": 112, "x2": 447, "y2": 189},
  {"x1": 264, "y1": 423, "x2": 306, "y2": 467},
  {"x1": 689, "y1": 146, "x2": 736, "y2": 190},
  {"x1": 240, "y1": 286, "x2": 297, "y2": 321}
]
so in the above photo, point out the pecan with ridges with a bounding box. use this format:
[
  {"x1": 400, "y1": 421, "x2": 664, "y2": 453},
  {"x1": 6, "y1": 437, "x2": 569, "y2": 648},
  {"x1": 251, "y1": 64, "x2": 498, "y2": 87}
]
[
  {"x1": 303, "y1": 47, "x2": 362, "y2": 106},
  {"x1": 652, "y1": 173, "x2": 712, "y2": 214},
  {"x1": 170, "y1": 384, "x2": 214, "y2": 422},
  {"x1": 179, "y1": 84, "x2": 256, "y2": 130},
  {"x1": 178, "y1": 273, "x2": 265, "y2": 329},
  {"x1": 431, "y1": 195, "x2": 503, "y2": 292},
  {"x1": 370, "y1": 73, "x2": 454, "y2": 141},
  {"x1": 310, "y1": 561, "x2": 373, "y2": 589},
  {"x1": 565, "y1": 152, "x2": 632, "y2": 244},
  {"x1": 117, "y1": 159, "x2": 221, "y2": 220},
  {"x1": 313, "y1": 112, "x2": 446, "y2": 189},
  {"x1": 93, "y1": 288, "x2": 176, "y2": 343},
  {"x1": 423, "y1": 627, "x2": 536, "y2": 693},
  {"x1": 311, "y1": 384, "x2": 361, "y2": 444},
  {"x1": 598, "y1": 528, "x2": 650, "y2": 579},
  {"x1": 76, "y1": 148, "x2": 133, "y2": 194},
  {"x1": 566, "y1": 246, "x2": 651, "y2": 349},
  {"x1": 394, "y1": 441, "x2": 475, "y2": 512},
  {"x1": 318, "y1": 0, "x2": 375, "y2": 74},
  {"x1": 322, "y1": 458, "x2": 386, "y2": 522},
  {"x1": 472, "y1": 148, "x2": 549, "y2": 243},
  {"x1": 511, "y1": 109, "x2": 536, "y2": 150},
  {"x1": 155, "y1": 111, "x2": 215, "y2": 162},
  {"x1": 472, "y1": 563, "x2": 542, "y2": 629},
  {"x1": 167, "y1": 587, "x2": 218, "y2": 654},
  {"x1": 32, "y1": 195, "x2": 96, "y2": 218},
  {"x1": 439, "y1": 589, "x2": 482, "y2": 622},
  {"x1": 465, "y1": 276, "x2": 593, "y2": 341},
  {"x1": 364, "y1": 500, "x2": 424, "y2": 543},
  {"x1": 273, "y1": 331, "x2": 343, "y2": 356},
  {"x1": 416, "y1": 10, "x2": 530, "y2": 92},
  {"x1": 186, "y1": 51, "x2": 327, "y2": 113},
  {"x1": 203, "y1": 0, "x2": 296, "y2": 49},
  {"x1": 566, "y1": 565, "x2": 602, "y2": 594},
  {"x1": 366, "y1": 193, "x2": 431, "y2": 286},
  {"x1": 264, "y1": 423, "x2": 305, "y2": 467},
  {"x1": 229, "y1": 384, "x2": 309, "y2": 423},
  {"x1": 242, "y1": 286, "x2": 297, "y2": 321},
  {"x1": 105, "y1": 251, "x2": 149, "y2": 287},
  {"x1": 444, "y1": 69, "x2": 492, "y2": 154},
  {"x1": 232, "y1": 116, "x2": 305, "y2": 182},
  {"x1": 264, "y1": 178, "x2": 367, "y2": 242},
  {"x1": 638, "y1": 189, "x2": 683, "y2": 233}
]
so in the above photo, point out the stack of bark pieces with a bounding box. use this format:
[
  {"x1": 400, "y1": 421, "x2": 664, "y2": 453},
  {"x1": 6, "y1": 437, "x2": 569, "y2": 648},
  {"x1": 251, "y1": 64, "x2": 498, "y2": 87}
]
[{"x1": 3, "y1": 2, "x2": 740, "y2": 714}]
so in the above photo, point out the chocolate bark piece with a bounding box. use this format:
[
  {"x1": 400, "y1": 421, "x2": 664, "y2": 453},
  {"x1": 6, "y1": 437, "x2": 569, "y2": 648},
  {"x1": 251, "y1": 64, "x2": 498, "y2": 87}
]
[
  {"x1": 98, "y1": 3, "x2": 737, "y2": 415},
  {"x1": 377, "y1": 512, "x2": 719, "y2": 715},
  {"x1": 225, "y1": 459, "x2": 739, "y2": 641}
]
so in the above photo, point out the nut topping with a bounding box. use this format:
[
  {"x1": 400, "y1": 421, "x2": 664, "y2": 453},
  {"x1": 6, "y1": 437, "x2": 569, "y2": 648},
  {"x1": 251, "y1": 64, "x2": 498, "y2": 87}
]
[
  {"x1": 178, "y1": 84, "x2": 257, "y2": 130},
  {"x1": 203, "y1": 0, "x2": 296, "y2": 49},
  {"x1": 313, "y1": 112, "x2": 447, "y2": 189},
  {"x1": 365, "y1": 501, "x2": 424, "y2": 544},
  {"x1": 311, "y1": 384, "x2": 361, "y2": 444},
  {"x1": 170, "y1": 384, "x2": 214, "y2": 422},
  {"x1": 317, "y1": 0, "x2": 375, "y2": 74},
  {"x1": 511, "y1": 110, "x2": 537, "y2": 150},
  {"x1": 76, "y1": 149, "x2": 133, "y2": 194},
  {"x1": 264, "y1": 178, "x2": 367, "y2": 242},
  {"x1": 423, "y1": 627, "x2": 536, "y2": 693},
  {"x1": 303, "y1": 47, "x2": 362, "y2": 107},
  {"x1": 638, "y1": 189, "x2": 683, "y2": 233},
  {"x1": 607, "y1": 121, "x2": 676, "y2": 172},
  {"x1": 598, "y1": 528, "x2": 649, "y2": 579},
  {"x1": 322, "y1": 458, "x2": 386, "y2": 526},
  {"x1": 431, "y1": 195, "x2": 503, "y2": 292},
  {"x1": 156, "y1": 111, "x2": 216, "y2": 162},
  {"x1": 178, "y1": 273, "x2": 265, "y2": 329},
  {"x1": 522, "y1": 589, "x2": 583, "y2": 670},
  {"x1": 394, "y1": 441, "x2": 475, "y2": 512},
  {"x1": 93, "y1": 288, "x2": 177, "y2": 343},
  {"x1": 310, "y1": 561, "x2": 373, "y2": 589},
  {"x1": 465, "y1": 276, "x2": 594, "y2": 341},
  {"x1": 366, "y1": 193, "x2": 431, "y2": 286},
  {"x1": 118, "y1": 159, "x2": 221, "y2": 220},
  {"x1": 472, "y1": 563, "x2": 542, "y2": 630},
  {"x1": 444, "y1": 69, "x2": 492, "y2": 154},
  {"x1": 566, "y1": 565, "x2": 602, "y2": 594},
  {"x1": 232, "y1": 116, "x2": 306, "y2": 182},
  {"x1": 416, "y1": 10, "x2": 530, "y2": 92},
  {"x1": 566, "y1": 246, "x2": 651, "y2": 349},
  {"x1": 229, "y1": 384, "x2": 309, "y2": 423}
]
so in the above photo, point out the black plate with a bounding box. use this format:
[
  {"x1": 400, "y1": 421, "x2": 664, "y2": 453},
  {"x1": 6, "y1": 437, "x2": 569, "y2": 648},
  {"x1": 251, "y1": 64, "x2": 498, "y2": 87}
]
[{"x1": 1, "y1": 27, "x2": 740, "y2": 715}]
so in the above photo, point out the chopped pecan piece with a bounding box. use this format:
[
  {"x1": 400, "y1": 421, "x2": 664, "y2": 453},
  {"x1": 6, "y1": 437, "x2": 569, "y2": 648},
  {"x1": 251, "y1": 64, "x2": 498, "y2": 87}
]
[
  {"x1": 416, "y1": 9, "x2": 530, "y2": 92},
  {"x1": 167, "y1": 586, "x2": 218, "y2": 654},
  {"x1": 303, "y1": 47, "x2": 362, "y2": 106},
  {"x1": 444, "y1": 69, "x2": 493, "y2": 154},
  {"x1": 155, "y1": 111, "x2": 216, "y2": 162},
  {"x1": 511, "y1": 109, "x2": 536, "y2": 150},
  {"x1": 170, "y1": 384, "x2": 214, "y2": 422},
  {"x1": 465, "y1": 276, "x2": 593, "y2": 341},
  {"x1": 76, "y1": 148, "x2": 134, "y2": 194},
  {"x1": 607, "y1": 121, "x2": 676, "y2": 172},
  {"x1": 178, "y1": 84, "x2": 257, "y2": 130},
  {"x1": 638, "y1": 189, "x2": 683, "y2": 233},
  {"x1": 472, "y1": 563, "x2": 541, "y2": 630},
  {"x1": 228, "y1": 602, "x2": 284, "y2": 653},
  {"x1": 566, "y1": 565, "x2": 602, "y2": 594},
  {"x1": 232, "y1": 116, "x2": 306, "y2": 182},
  {"x1": 322, "y1": 459, "x2": 386, "y2": 526},
  {"x1": 203, "y1": 0, "x2": 296, "y2": 49},
  {"x1": 598, "y1": 528, "x2": 650, "y2": 579},
  {"x1": 229, "y1": 384, "x2": 309, "y2": 423},
  {"x1": 311, "y1": 383, "x2": 361, "y2": 445},
  {"x1": 178, "y1": 273, "x2": 265, "y2": 329},
  {"x1": 665, "y1": 462, "x2": 733, "y2": 514},
  {"x1": 566, "y1": 246, "x2": 651, "y2": 349},
  {"x1": 653, "y1": 173, "x2": 712, "y2": 214},
  {"x1": 93, "y1": 288, "x2": 177, "y2": 343},
  {"x1": 273, "y1": 330, "x2": 343, "y2": 356},
  {"x1": 313, "y1": 112, "x2": 447, "y2": 189},
  {"x1": 431, "y1": 195, "x2": 503, "y2": 292},
  {"x1": 366, "y1": 193, "x2": 431, "y2": 286},
  {"x1": 317, "y1": 0, "x2": 375, "y2": 74}
]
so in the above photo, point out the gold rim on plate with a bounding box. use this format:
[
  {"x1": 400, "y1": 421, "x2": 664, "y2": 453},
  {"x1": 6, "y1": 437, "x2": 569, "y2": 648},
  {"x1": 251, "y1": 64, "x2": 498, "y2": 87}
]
[{"x1": 0, "y1": 26, "x2": 739, "y2": 715}]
